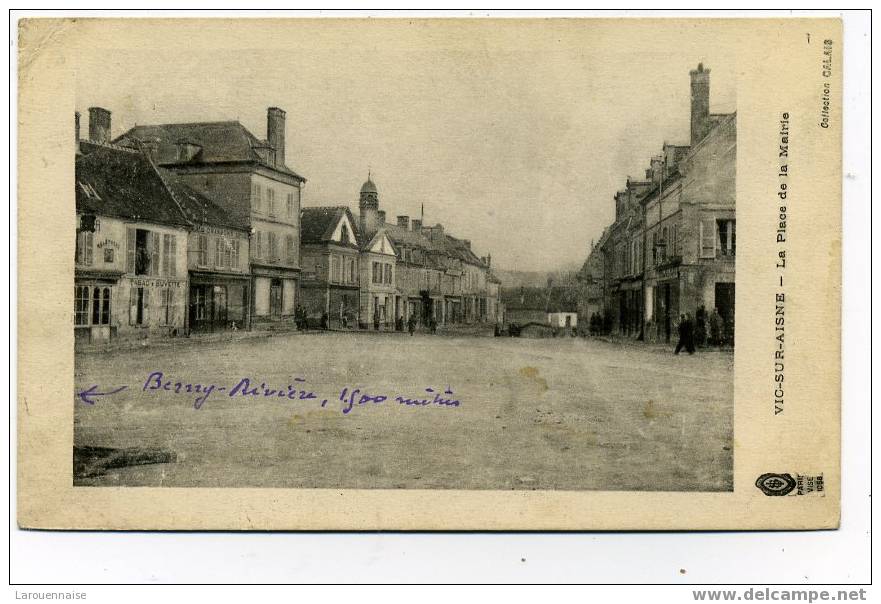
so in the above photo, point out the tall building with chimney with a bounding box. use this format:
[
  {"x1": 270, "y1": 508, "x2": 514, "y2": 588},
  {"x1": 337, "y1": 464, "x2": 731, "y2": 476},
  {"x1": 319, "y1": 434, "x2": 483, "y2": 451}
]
[
  {"x1": 587, "y1": 63, "x2": 736, "y2": 344},
  {"x1": 116, "y1": 107, "x2": 305, "y2": 329},
  {"x1": 75, "y1": 108, "x2": 250, "y2": 345}
]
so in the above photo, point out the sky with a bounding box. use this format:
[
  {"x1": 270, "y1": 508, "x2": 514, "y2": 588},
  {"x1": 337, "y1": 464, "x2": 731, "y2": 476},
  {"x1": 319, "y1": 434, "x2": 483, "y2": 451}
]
[{"x1": 75, "y1": 19, "x2": 736, "y2": 272}]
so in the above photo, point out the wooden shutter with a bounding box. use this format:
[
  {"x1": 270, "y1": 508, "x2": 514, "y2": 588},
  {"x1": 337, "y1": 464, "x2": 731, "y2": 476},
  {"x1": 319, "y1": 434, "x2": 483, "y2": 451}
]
[
  {"x1": 150, "y1": 231, "x2": 160, "y2": 276},
  {"x1": 699, "y1": 218, "x2": 716, "y2": 258},
  {"x1": 126, "y1": 228, "x2": 136, "y2": 273},
  {"x1": 129, "y1": 287, "x2": 137, "y2": 325},
  {"x1": 162, "y1": 234, "x2": 170, "y2": 276},
  {"x1": 169, "y1": 236, "x2": 177, "y2": 277}
]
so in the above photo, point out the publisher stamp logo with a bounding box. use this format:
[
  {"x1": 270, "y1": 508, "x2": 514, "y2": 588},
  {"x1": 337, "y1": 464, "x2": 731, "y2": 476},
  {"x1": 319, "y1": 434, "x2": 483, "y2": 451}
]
[
  {"x1": 755, "y1": 473, "x2": 797, "y2": 496},
  {"x1": 755, "y1": 473, "x2": 825, "y2": 497}
]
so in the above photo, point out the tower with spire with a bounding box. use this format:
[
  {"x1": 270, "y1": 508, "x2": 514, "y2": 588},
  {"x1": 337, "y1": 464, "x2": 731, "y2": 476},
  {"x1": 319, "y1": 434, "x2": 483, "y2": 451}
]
[{"x1": 359, "y1": 171, "x2": 380, "y2": 236}]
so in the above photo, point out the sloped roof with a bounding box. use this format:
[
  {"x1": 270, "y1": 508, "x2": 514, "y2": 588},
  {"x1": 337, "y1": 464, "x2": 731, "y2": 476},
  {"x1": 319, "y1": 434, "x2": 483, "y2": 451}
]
[
  {"x1": 161, "y1": 170, "x2": 247, "y2": 232},
  {"x1": 300, "y1": 206, "x2": 360, "y2": 247},
  {"x1": 442, "y1": 234, "x2": 485, "y2": 267},
  {"x1": 115, "y1": 121, "x2": 305, "y2": 181},
  {"x1": 382, "y1": 222, "x2": 440, "y2": 252},
  {"x1": 75, "y1": 142, "x2": 190, "y2": 227}
]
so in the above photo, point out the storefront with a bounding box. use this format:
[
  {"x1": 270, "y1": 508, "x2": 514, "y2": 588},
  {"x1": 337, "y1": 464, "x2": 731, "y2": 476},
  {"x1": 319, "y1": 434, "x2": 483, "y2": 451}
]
[
  {"x1": 188, "y1": 271, "x2": 250, "y2": 332},
  {"x1": 74, "y1": 269, "x2": 123, "y2": 345},
  {"x1": 251, "y1": 265, "x2": 298, "y2": 327}
]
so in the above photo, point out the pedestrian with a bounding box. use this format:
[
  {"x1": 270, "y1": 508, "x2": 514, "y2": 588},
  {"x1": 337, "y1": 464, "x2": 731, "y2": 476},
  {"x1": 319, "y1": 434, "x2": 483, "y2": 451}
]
[
  {"x1": 674, "y1": 313, "x2": 695, "y2": 355},
  {"x1": 430, "y1": 316, "x2": 438, "y2": 334},
  {"x1": 695, "y1": 305, "x2": 707, "y2": 348},
  {"x1": 709, "y1": 307, "x2": 723, "y2": 346},
  {"x1": 408, "y1": 314, "x2": 417, "y2": 336},
  {"x1": 373, "y1": 310, "x2": 380, "y2": 332},
  {"x1": 320, "y1": 312, "x2": 328, "y2": 330}
]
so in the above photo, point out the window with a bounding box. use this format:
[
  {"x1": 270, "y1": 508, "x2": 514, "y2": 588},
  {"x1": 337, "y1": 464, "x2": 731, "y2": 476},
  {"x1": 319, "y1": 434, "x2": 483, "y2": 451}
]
[
  {"x1": 252, "y1": 182, "x2": 262, "y2": 213},
  {"x1": 350, "y1": 259, "x2": 357, "y2": 284},
  {"x1": 286, "y1": 234, "x2": 296, "y2": 265},
  {"x1": 193, "y1": 287, "x2": 206, "y2": 321},
  {"x1": 215, "y1": 237, "x2": 226, "y2": 268},
  {"x1": 230, "y1": 239, "x2": 240, "y2": 270},
  {"x1": 286, "y1": 192, "x2": 295, "y2": 219},
  {"x1": 384, "y1": 264, "x2": 392, "y2": 284},
  {"x1": 268, "y1": 232, "x2": 278, "y2": 262},
  {"x1": 103, "y1": 247, "x2": 114, "y2": 264},
  {"x1": 717, "y1": 220, "x2": 736, "y2": 256},
  {"x1": 74, "y1": 286, "x2": 90, "y2": 326},
  {"x1": 266, "y1": 188, "x2": 276, "y2": 217},
  {"x1": 699, "y1": 218, "x2": 717, "y2": 258},
  {"x1": 372, "y1": 261, "x2": 380, "y2": 284},
  {"x1": 162, "y1": 234, "x2": 177, "y2": 277},
  {"x1": 75, "y1": 285, "x2": 111, "y2": 327},
  {"x1": 197, "y1": 234, "x2": 209, "y2": 267},
  {"x1": 75, "y1": 231, "x2": 94, "y2": 266},
  {"x1": 329, "y1": 255, "x2": 339, "y2": 284},
  {"x1": 127, "y1": 228, "x2": 160, "y2": 276},
  {"x1": 253, "y1": 232, "x2": 263, "y2": 260},
  {"x1": 92, "y1": 287, "x2": 110, "y2": 325}
]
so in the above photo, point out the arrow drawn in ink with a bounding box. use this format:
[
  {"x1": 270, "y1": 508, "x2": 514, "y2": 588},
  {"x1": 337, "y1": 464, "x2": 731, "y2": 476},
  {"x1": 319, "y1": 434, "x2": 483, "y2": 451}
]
[{"x1": 78, "y1": 385, "x2": 128, "y2": 405}]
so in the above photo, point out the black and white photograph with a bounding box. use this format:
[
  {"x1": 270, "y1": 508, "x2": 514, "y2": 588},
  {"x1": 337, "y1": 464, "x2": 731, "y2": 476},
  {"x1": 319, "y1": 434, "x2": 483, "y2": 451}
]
[{"x1": 71, "y1": 23, "x2": 736, "y2": 492}]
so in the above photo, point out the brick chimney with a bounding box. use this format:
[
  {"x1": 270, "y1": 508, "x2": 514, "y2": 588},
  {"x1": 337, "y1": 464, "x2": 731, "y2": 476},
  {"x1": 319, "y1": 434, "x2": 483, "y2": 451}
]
[
  {"x1": 411, "y1": 219, "x2": 422, "y2": 232},
  {"x1": 397, "y1": 215, "x2": 410, "y2": 229},
  {"x1": 690, "y1": 63, "x2": 710, "y2": 146},
  {"x1": 267, "y1": 107, "x2": 286, "y2": 168},
  {"x1": 88, "y1": 107, "x2": 111, "y2": 144},
  {"x1": 75, "y1": 112, "x2": 81, "y2": 155},
  {"x1": 377, "y1": 210, "x2": 386, "y2": 225},
  {"x1": 486, "y1": 253, "x2": 492, "y2": 268}
]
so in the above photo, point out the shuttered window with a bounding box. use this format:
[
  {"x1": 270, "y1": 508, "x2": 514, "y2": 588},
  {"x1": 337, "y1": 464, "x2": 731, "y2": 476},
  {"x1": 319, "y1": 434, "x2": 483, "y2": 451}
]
[
  {"x1": 699, "y1": 218, "x2": 716, "y2": 258},
  {"x1": 126, "y1": 227, "x2": 136, "y2": 273}
]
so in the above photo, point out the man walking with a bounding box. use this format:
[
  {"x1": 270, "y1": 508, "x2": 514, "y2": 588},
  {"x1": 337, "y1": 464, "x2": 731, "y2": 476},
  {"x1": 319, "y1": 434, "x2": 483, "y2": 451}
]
[{"x1": 674, "y1": 313, "x2": 695, "y2": 355}]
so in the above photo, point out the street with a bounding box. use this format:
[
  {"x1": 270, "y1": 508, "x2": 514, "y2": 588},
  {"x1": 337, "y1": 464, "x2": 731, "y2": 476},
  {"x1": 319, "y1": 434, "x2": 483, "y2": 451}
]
[{"x1": 74, "y1": 332, "x2": 733, "y2": 491}]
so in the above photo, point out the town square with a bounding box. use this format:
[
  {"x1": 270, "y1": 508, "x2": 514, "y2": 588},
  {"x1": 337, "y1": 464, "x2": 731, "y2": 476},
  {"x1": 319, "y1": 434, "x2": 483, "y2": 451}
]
[{"x1": 75, "y1": 330, "x2": 733, "y2": 490}]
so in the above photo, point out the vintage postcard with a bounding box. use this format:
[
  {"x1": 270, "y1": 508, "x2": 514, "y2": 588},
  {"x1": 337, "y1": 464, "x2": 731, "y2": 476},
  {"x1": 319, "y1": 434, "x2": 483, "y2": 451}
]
[{"x1": 16, "y1": 17, "x2": 841, "y2": 530}]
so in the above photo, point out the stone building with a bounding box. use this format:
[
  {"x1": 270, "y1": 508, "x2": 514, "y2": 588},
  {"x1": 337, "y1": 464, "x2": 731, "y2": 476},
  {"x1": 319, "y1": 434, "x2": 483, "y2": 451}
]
[
  {"x1": 299, "y1": 206, "x2": 362, "y2": 328},
  {"x1": 168, "y1": 173, "x2": 251, "y2": 332},
  {"x1": 383, "y1": 214, "x2": 446, "y2": 327},
  {"x1": 75, "y1": 116, "x2": 190, "y2": 346},
  {"x1": 351, "y1": 176, "x2": 499, "y2": 329},
  {"x1": 116, "y1": 107, "x2": 305, "y2": 328},
  {"x1": 586, "y1": 63, "x2": 736, "y2": 344}
]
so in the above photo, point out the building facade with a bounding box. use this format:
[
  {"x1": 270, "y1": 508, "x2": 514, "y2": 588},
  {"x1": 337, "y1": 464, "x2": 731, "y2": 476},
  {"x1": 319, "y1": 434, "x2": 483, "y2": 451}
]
[
  {"x1": 299, "y1": 206, "x2": 362, "y2": 328},
  {"x1": 75, "y1": 135, "x2": 190, "y2": 345},
  {"x1": 584, "y1": 63, "x2": 736, "y2": 345},
  {"x1": 116, "y1": 107, "x2": 306, "y2": 329},
  {"x1": 168, "y1": 175, "x2": 252, "y2": 332}
]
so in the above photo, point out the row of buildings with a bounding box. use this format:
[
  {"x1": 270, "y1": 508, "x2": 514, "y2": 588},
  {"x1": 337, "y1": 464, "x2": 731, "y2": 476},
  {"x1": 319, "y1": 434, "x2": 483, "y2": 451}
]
[
  {"x1": 74, "y1": 107, "x2": 501, "y2": 345},
  {"x1": 577, "y1": 63, "x2": 736, "y2": 344}
]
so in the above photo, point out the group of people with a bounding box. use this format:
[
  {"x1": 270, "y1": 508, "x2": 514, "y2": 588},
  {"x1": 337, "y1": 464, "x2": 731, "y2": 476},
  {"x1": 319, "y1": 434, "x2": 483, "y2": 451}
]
[{"x1": 674, "y1": 306, "x2": 731, "y2": 355}]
